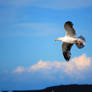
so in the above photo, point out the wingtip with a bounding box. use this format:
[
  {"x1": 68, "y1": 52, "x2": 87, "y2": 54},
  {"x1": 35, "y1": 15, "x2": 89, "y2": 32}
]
[
  {"x1": 66, "y1": 60, "x2": 70, "y2": 62},
  {"x1": 66, "y1": 59, "x2": 70, "y2": 62}
]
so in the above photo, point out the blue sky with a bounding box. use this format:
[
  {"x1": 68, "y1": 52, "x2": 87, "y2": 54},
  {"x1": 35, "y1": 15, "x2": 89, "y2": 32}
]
[{"x1": 0, "y1": 0, "x2": 92, "y2": 90}]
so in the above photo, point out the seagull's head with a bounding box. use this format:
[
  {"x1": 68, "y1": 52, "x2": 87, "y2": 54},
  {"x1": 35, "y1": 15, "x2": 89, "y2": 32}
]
[{"x1": 54, "y1": 37, "x2": 64, "y2": 42}]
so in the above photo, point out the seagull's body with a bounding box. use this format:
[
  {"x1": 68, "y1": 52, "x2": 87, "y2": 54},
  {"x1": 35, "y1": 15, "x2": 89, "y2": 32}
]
[
  {"x1": 55, "y1": 21, "x2": 85, "y2": 61},
  {"x1": 59, "y1": 36, "x2": 76, "y2": 44},
  {"x1": 58, "y1": 36, "x2": 85, "y2": 44}
]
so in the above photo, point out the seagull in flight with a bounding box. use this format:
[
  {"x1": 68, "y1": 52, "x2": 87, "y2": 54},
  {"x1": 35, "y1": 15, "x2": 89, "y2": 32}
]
[{"x1": 55, "y1": 21, "x2": 86, "y2": 61}]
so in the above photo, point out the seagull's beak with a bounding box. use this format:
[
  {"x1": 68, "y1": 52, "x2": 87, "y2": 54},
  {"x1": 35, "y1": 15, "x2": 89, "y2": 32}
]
[{"x1": 54, "y1": 39, "x2": 59, "y2": 42}]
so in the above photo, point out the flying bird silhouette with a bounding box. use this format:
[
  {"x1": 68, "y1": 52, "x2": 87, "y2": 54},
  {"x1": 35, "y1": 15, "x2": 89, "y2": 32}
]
[{"x1": 55, "y1": 21, "x2": 86, "y2": 61}]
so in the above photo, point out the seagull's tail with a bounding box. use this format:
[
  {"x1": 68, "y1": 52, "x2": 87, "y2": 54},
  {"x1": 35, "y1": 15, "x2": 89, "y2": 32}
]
[{"x1": 76, "y1": 35, "x2": 86, "y2": 49}]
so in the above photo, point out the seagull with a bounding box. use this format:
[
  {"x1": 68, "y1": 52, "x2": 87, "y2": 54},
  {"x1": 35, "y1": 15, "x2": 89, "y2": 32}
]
[{"x1": 55, "y1": 21, "x2": 86, "y2": 61}]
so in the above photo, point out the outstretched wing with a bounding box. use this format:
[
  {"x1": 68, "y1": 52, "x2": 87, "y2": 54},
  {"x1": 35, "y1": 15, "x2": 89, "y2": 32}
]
[
  {"x1": 62, "y1": 42, "x2": 73, "y2": 61},
  {"x1": 64, "y1": 21, "x2": 76, "y2": 37}
]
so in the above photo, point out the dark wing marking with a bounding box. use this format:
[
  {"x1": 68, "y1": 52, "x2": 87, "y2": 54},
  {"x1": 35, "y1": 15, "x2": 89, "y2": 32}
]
[{"x1": 62, "y1": 42, "x2": 73, "y2": 61}]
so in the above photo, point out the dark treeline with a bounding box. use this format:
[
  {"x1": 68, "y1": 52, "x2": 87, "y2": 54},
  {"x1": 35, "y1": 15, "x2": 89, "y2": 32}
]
[{"x1": 3, "y1": 84, "x2": 92, "y2": 92}]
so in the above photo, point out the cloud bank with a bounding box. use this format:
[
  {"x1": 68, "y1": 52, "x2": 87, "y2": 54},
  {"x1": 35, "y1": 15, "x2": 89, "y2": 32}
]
[
  {"x1": 14, "y1": 54, "x2": 91, "y2": 74},
  {"x1": 13, "y1": 54, "x2": 92, "y2": 82},
  {"x1": 1, "y1": 54, "x2": 92, "y2": 90}
]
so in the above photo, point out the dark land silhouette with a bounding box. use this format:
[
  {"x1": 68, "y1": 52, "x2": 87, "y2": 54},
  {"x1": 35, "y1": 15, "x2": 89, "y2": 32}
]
[{"x1": 3, "y1": 84, "x2": 92, "y2": 92}]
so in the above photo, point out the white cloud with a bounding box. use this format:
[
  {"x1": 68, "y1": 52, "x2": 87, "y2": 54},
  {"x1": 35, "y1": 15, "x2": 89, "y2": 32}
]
[
  {"x1": 13, "y1": 54, "x2": 91, "y2": 77},
  {"x1": 28, "y1": 54, "x2": 91, "y2": 75},
  {"x1": 71, "y1": 54, "x2": 91, "y2": 70},
  {"x1": 13, "y1": 66, "x2": 24, "y2": 73}
]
